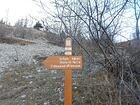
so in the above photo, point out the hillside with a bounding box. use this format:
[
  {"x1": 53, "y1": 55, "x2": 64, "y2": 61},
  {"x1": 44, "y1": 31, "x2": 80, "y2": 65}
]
[
  {"x1": 0, "y1": 38, "x2": 64, "y2": 73},
  {"x1": 0, "y1": 23, "x2": 140, "y2": 105},
  {"x1": 0, "y1": 25, "x2": 65, "y2": 104}
]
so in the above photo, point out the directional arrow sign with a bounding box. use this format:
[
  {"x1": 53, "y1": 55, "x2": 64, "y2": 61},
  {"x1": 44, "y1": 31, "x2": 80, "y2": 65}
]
[{"x1": 42, "y1": 56, "x2": 82, "y2": 70}]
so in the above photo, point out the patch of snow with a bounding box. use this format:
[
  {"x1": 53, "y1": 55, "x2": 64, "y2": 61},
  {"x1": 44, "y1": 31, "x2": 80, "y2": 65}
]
[
  {"x1": 33, "y1": 89, "x2": 37, "y2": 92},
  {"x1": 21, "y1": 94, "x2": 26, "y2": 98},
  {"x1": 74, "y1": 86, "x2": 77, "y2": 89},
  {"x1": 29, "y1": 81, "x2": 33, "y2": 84},
  {"x1": 0, "y1": 85, "x2": 2, "y2": 89},
  {"x1": 44, "y1": 101, "x2": 50, "y2": 105}
]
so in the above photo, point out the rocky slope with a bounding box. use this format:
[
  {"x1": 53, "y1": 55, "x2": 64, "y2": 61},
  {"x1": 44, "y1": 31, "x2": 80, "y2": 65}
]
[{"x1": 0, "y1": 39, "x2": 64, "y2": 73}]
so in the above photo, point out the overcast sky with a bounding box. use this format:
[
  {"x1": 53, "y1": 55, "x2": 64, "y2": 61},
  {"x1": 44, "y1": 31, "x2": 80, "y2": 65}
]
[
  {"x1": 0, "y1": 0, "x2": 138, "y2": 41},
  {"x1": 0, "y1": 0, "x2": 51, "y2": 25}
]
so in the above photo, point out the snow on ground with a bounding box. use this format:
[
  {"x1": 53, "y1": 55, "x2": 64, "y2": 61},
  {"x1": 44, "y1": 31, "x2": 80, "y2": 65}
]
[{"x1": 0, "y1": 40, "x2": 64, "y2": 73}]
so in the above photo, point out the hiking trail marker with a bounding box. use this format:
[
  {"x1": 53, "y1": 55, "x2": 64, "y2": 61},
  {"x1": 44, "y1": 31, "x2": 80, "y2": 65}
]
[
  {"x1": 42, "y1": 56, "x2": 82, "y2": 70},
  {"x1": 42, "y1": 37, "x2": 83, "y2": 105}
]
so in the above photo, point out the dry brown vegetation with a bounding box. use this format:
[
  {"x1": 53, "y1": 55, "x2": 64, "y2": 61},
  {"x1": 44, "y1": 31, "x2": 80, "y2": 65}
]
[
  {"x1": 0, "y1": 23, "x2": 140, "y2": 105},
  {"x1": 0, "y1": 63, "x2": 139, "y2": 105},
  {"x1": 0, "y1": 0, "x2": 140, "y2": 103},
  {"x1": 0, "y1": 37, "x2": 34, "y2": 45},
  {"x1": 0, "y1": 22, "x2": 140, "y2": 104},
  {"x1": 0, "y1": 64, "x2": 64, "y2": 105}
]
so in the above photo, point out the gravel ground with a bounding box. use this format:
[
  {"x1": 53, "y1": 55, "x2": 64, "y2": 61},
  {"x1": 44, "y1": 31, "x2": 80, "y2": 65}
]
[{"x1": 0, "y1": 40, "x2": 64, "y2": 73}]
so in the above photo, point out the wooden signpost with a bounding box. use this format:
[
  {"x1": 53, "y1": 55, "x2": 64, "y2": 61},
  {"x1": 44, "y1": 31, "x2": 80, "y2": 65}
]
[
  {"x1": 42, "y1": 56, "x2": 82, "y2": 70},
  {"x1": 42, "y1": 37, "x2": 83, "y2": 105}
]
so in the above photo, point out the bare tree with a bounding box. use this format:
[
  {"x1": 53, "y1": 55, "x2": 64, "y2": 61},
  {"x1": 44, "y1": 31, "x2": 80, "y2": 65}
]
[
  {"x1": 52, "y1": 0, "x2": 140, "y2": 103},
  {"x1": 53, "y1": 0, "x2": 129, "y2": 66},
  {"x1": 35, "y1": 0, "x2": 140, "y2": 104},
  {"x1": 133, "y1": 0, "x2": 140, "y2": 40},
  {"x1": 128, "y1": 0, "x2": 140, "y2": 40}
]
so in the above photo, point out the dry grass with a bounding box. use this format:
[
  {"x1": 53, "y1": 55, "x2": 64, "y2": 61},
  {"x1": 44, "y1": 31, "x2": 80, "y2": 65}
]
[
  {"x1": 0, "y1": 64, "x2": 139, "y2": 105},
  {"x1": 73, "y1": 71, "x2": 140, "y2": 105},
  {"x1": 73, "y1": 71, "x2": 118, "y2": 105},
  {"x1": 0, "y1": 37, "x2": 35, "y2": 45},
  {"x1": 0, "y1": 64, "x2": 64, "y2": 105}
]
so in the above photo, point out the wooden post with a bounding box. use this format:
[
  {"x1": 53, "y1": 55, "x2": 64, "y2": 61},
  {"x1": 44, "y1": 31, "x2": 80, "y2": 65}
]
[
  {"x1": 42, "y1": 36, "x2": 83, "y2": 105},
  {"x1": 64, "y1": 37, "x2": 72, "y2": 105}
]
